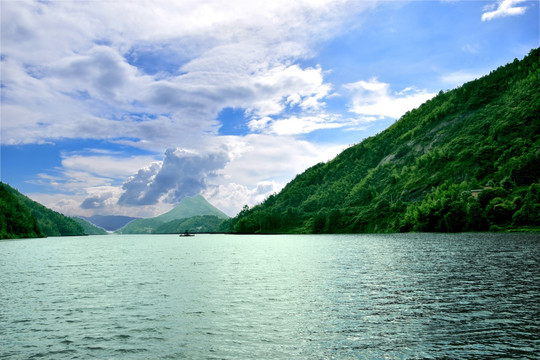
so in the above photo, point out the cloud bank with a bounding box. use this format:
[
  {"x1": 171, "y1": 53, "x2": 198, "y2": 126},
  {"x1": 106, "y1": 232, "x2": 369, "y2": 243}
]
[
  {"x1": 0, "y1": 0, "x2": 375, "y2": 149},
  {"x1": 118, "y1": 148, "x2": 229, "y2": 206},
  {"x1": 7, "y1": 0, "x2": 510, "y2": 217}
]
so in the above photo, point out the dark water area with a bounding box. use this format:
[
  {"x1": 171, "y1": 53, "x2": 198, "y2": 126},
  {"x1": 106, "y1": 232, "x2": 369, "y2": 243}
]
[{"x1": 1, "y1": 233, "x2": 539, "y2": 359}]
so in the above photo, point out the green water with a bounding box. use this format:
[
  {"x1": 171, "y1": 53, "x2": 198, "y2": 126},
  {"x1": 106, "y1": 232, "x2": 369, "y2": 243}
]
[{"x1": 1, "y1": 233, "x2": 539, "y2": 359}]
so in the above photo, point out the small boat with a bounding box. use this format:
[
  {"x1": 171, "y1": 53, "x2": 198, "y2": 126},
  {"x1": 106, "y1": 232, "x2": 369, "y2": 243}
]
[{"x1": 179, "y1": 230, "x2": 194, "y2": 237}]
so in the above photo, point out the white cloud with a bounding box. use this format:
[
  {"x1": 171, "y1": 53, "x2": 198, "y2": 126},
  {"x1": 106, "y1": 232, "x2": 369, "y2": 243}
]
[
  {"x1": 118, "y1": 148, "x2": 230, "y2": 206},
  {"x1": 28, "y1": 133, "x2": 345, "y2": 217},
  {"x1": 1, "y1": 0, "x2": 379, "y2": 217},
  {"x1": 202, "y1": 181, "x2": 283, "y2": 216},
  {"x1": 61, "y1": 154, "x2": 159, "y2": 179},
  {"x1": 248, "y1": 114, "x2": 359, "y2": 136},
  {"x1": 205, "y1": 134, "x2": 345, "y2": 214},
  {"x1": 216, "y1": 134, "x2": 344, "y2": 187},
  {"x1": 482, "y1": 0, "x2": 528, "y2": 21},
  {"x1": 344, "y1": 78, "x2": 436, "y2": 119},
  {"x1": 0, "y1": 0, "x2": 371, "y2": 148},
  {"x1": 28, "y1": 152, "x2": 159, "y2": 198},
  {"x1": 28, "y1": 190, "x2": 172, "y2": 218},
  {"x1": 440, "y1": 70, "x2": 487, "y2": 87},
  {"x1": 268, "y1": 115, "x2": 344, "y2": 135}
]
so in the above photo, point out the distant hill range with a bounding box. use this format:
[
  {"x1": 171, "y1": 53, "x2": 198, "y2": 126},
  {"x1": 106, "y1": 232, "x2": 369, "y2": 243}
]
[
  {"x1": 222, "y1": 48, "x2": 540, "y2": 233},
  {"x1": 116, "y1": 195, "x2": 229, "y2": 234},
  {"x1": 0, "y1": 182, "x2": 105, "y2": 239},
  {"x1": 81, "y1": 215, "x2": 139, "y2": 231},
  {"x1": 1, "y1": 183, "x2": 229, "y2": 238}
]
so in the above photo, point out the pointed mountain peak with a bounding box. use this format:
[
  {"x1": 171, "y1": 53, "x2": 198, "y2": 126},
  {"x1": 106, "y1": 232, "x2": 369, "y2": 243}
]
[{"x1": 155, "y1": 195, "x2": 229, "y2": 223}]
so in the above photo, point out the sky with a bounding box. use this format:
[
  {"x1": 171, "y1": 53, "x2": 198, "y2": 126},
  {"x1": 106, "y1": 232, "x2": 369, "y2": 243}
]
[{"x1": 1, "y1": 0, "x2": 538, "y2": 217}]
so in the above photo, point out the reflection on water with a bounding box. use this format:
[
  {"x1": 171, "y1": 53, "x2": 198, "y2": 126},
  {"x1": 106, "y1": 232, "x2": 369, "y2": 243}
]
[{"x1": 1, "y1": 233, "x2": 539, "y2": 359}]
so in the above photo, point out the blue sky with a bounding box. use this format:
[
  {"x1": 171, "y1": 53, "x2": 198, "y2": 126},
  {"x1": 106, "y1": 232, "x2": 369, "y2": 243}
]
[{"x1": 1, "y1": 0, "x2": 538, "y2": 217}]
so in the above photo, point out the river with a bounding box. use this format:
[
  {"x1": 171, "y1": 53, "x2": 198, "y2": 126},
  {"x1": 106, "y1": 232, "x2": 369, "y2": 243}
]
[{"x1": 1, "y1": 233, "x2": 539, "y2": 359}]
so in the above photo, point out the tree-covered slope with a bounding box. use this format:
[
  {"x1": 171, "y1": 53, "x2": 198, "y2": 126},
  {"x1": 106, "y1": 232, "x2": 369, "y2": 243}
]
[
  {"x1": 1, "y1": 183, "x2": 44, "y2": 239},
  {"x1": 116, "y1": 218, "x2": 164, "y2": 234},
  {"x1": 1, "y1": 182, "x2": 86, "y2": 238},
  {"x1": 223, "y1": 48, "x2": 540, "y2": 233},
  {"x1": 117, "y1": 195, "x2": 228, "y2": 234},
  {"x1": 153, "y1": 215, "x2": 225, "y2": 234},
  {"x1": 72, "y1": 217, "x2": 108, "y2": 235}
]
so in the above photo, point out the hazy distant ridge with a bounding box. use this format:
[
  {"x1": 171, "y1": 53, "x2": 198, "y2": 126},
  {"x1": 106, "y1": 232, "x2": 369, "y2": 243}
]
[
  {"x1": 116, "y1": 195, "x2": 229, "y2": 234},
  {"x1": 82, "y1": 215, "x2": 139, "y2": 231}
]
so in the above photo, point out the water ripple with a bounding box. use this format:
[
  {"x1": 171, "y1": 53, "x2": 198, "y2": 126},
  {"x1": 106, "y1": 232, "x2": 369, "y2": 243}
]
[{"x1": 0, "y1": 233, "x2": 539, "y2": 359}]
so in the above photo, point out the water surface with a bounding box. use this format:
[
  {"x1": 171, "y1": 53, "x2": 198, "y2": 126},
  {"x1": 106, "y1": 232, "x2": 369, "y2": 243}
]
[{"x1": 1, "y1": 233, "x2": 539, "y2": 359}]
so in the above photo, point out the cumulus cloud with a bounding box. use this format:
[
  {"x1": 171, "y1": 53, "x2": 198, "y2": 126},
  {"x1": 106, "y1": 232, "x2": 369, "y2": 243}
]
[
  {"x1": 80, "y1": 192, "x2": 114, "y2": 209},
  {"x1": 481, "y1": 0, "x2": 528, "y2": 21},
  {"x1": 200, "y1": 135, "x2": 345, "y2": 215},
  {"x1": 202, "y1": 181, "x2": 282, "y2": 216},
  {"x1": 218, "y1": 134, "x2": 344, "y2": 185},
  {"x1": 344, "y1": 78, "x2": 435, "y2": 119},
  {"x1": 26, "y1": 133, "x2": 343, "y2": 217},
  {"x1": 0, "y1": 0, "x2": 371, "y2": 148},
  {"x1": 27, "y1": 151, "x2": 161, "y2": 215},
  {"x1": 1, "y1": 0, "x2": 379, "y2": 217},
  {"x1": 118, "y1": 148, "x2": 230, "y2": 206}
]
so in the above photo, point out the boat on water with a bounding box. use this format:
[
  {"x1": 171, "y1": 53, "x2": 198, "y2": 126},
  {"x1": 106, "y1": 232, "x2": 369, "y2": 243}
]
[{"x1": 179, "y1": 230, "x2": 194, "y2": 237}]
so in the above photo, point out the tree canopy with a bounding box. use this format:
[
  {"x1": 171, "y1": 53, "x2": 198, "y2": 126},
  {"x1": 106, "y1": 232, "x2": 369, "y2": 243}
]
[{"x1": 1, "y1": 182, "x2": 86, "y2": 239}]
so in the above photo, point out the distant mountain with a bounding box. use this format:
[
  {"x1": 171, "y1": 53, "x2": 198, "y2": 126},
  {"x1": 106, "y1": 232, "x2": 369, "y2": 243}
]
[
  {"x1": 116, "y1": 218, "x2": 163, "y2": 234},
  {"x1": 82, "y1": 215, "x2": 139, "y2": 231},
  {"x1": 154, "y1": 215, "x2": 225, "y2": 234},
  {"x1": 222, "y1": 48, "x2": 540, "y2": 233},
  {"x1": 1, "y1": 182, "x2": 86, "y2": 238},
  {"x1": 72, "y1": 217, "x2": 108, "y2": 235},
  {"x1": 116, "y1": 195, "x2": 229, "y2": 234},
  {"x1": 154, "y1": 195, "x2": 229, "y2": 222}
]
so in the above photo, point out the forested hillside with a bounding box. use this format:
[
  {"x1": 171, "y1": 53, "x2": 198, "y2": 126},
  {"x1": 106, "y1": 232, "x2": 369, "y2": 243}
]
[
  {"x1": 223, "y1": 48, "x2": 540, "y2": 233},
  {"x1": 72, "y1": 217, "x2": 108, "y2": 235},
  {"x1": 0, "y1": 182, "x2": 86, "y2": 238},
  {"x1": 1, "y1": 183, "x2": 44, "y2": 239},
  {"x1": 116, "y1": 195, "x2": 228, "y2": 233},
  {"x1": 153, "y1": 215, "x2": 225, "y2": 234}
]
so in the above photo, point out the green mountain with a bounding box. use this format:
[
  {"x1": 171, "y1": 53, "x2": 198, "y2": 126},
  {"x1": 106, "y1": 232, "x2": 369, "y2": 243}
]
[
  {"x1": 72, "y1": 217, "x2": 108, "y2": 235},
  {"x1": 155, "y1": 195, "x2": 228, "y2": 222},
  {"x1": 1, "y1": 183, "x2": 44, "y2": 239},
  {"x1": 116, "y1": 195, "x2": 229, "y2": 234},
  {"x1": 222, "y1": 48, "x2": 540, "y2": 234},
  {"x1": 154, "y1": 215, "x2": 225, "y2": 234},
  {"x1": 1, "y1": 182, "x2": 86, "y2": 238}
]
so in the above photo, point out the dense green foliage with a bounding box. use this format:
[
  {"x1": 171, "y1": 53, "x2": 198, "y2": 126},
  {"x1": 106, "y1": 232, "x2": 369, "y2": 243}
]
[
  {"x1": 153, "y1": 215, "x2": 225, "y2": 234},
  {"x1": 223, "y1": 48, "x2": 540, "y2": 233},
  {"x1": 117, "y1": 195, "x2": 228, "y2": 233},
  {"x1": 1, "y1": 183, "x2": 44, "y2": 239},
  {"x1": 116, "y1": 218, "x2": 164, "y2": 234},
  {"x1": 71, "y1": 217, "x2": 108, "y2": 235},
  {"x1": 1, "y1": 182, "x2": 86, "y2": 238}
]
